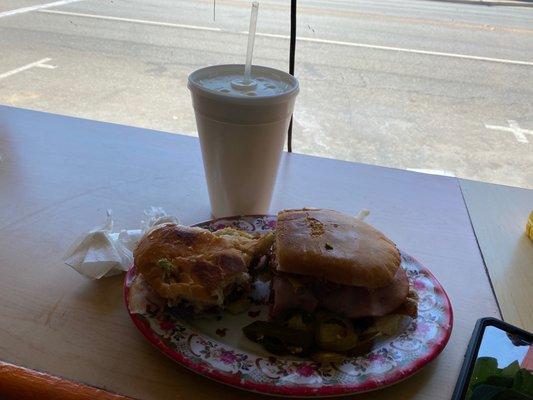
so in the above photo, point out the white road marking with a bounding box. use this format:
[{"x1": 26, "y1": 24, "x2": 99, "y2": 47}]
[
  {"x1": 250, "y1": 32, "x2": 533, "y2": 67},
  {"x1": 485, "y1": 120, "x2": 533, "y2": 143},
  {"x1": 407, "y1": 168, "x2": 456, "y2": 177},
  {"x1": 0, "y1": 0, "x2": 84, "y2": 19},
  {"x1": 37, "y1": 60, "x2": 58, "y2": 69},
  {"x1": 39, "y1": 9, "x2": 533, "y2": 67},
  {"x1": 0, "y1": 58, "x2": 57, "y2": 80},
  {"x1": 40, "y1": 10, "x2": 222, "y2": 32}
]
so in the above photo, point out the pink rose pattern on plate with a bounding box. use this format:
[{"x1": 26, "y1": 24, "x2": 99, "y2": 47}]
[{"x1": 125, "y1": 215, "x2": 453, "y2": 397}]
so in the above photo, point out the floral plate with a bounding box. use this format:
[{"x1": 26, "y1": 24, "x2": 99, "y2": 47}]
[{"x1": 124, "y1": 215, "x2": 453, "y2": 397}]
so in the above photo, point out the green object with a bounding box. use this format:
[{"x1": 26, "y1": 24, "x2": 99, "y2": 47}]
[
  {"x1": 466, "y1": 357, "x2": 533, "y2": 400},
  {"x1": 513, "y1": 369, "x2": 533, "y2": 396},
  {"x1": 470, "y1": 385, "x2": 531, "y2": 400},
  {"x1": 242, "y1": 321, "x2": 313, "y2": 356},
  {"x1": 502, "y1": 361, "x2": 521, "y2": 378},
  {"x1": 315, "y1": 317, "x2": 358, "y2": 352},
  {"x1": 469, "y1": 357, "x2": 499, "y2": 393},
  {"x1": 157, "y1": 258, "x2": 174, "y2": 271},
  {"x1": 283, "y1": 311, "x2": 315, "y2": 334},
  {"x1": 484, "y1": 375, "x2": 514, "y2": 388}
]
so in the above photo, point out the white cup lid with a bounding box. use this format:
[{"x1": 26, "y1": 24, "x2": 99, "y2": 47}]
[{"x1": 188, "y1": 64, "x2": 299, "y2": 105}]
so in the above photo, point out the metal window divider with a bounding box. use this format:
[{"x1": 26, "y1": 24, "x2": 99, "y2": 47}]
[{"x1": 288, "y1": 0, "x2": 297, "y2": 153}]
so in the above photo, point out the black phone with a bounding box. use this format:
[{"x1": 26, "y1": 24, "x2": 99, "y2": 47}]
[{"x1": 452, "y1": 317, "x2": 533, "y2": 400}]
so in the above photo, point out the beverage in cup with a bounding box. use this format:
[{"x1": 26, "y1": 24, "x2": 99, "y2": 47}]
[{"x1": 188, "y1": 64, "x2": 299, "y2": 217}]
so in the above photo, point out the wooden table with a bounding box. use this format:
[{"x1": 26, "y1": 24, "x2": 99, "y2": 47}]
[
  {"x1": 460, "y1": 179, "x2": 533, "y2": 331},
  {"x1": 0, "y1": 105, "x2": 505, "y2": 399}
]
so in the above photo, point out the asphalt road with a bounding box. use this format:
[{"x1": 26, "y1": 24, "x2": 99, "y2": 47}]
[{"x1": 0, "y1": 0, "x2": 532, "y2": 188}]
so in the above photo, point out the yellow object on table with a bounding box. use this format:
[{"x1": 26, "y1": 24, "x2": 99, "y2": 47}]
[{"x1": 527, "y1": 211, "x2": 533, "y2": 241}]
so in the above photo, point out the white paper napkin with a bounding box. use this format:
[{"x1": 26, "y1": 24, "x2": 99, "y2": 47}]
[{"x1": 63, "y1": 207, "x2": 179, "y2": 279}]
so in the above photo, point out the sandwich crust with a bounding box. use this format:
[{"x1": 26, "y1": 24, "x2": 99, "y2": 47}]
[
  {"x1": 275, "y1": 209, "x2": 401, "y2": 288},
  {"x1": 134, "y1": 224, "x2": 272, "y2": 311}
]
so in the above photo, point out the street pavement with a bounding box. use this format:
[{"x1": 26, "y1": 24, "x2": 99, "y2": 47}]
[{"x1": 0, "y1": 0, "x2": 532, "y2": 187}]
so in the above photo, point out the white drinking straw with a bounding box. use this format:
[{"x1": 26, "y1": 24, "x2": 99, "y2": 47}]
[{"x1": 244, "y1": 1, "x2": 259, "y2": 84}]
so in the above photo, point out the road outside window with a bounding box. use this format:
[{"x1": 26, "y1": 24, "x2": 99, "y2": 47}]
[{"x1": 0, "y1": 0, "x2": 531, "y2": 188}]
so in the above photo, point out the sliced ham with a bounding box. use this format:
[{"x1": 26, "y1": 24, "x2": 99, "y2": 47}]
[
  {"x1": 271, "y1": 274, "x2": 318, "y2": 317},
  {"x1": 318, "y1": 267, "x2": 409, "y2": 318},
  {"x1": 271, "y1": 267, "x2": 409, "y2": 319}
]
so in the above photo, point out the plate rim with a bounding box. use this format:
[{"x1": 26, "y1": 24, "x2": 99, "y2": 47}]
[{"x1": 124, "y1": 215, "x2": 454, "y2": 397}]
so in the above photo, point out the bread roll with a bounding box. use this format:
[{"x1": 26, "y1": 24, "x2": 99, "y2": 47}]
[
  {"x1": 275, "y1": 209, "x2": 401, "y2": 288},
  {"x1": 134, "y1": 224, "x2": 272, "y2": 312}
]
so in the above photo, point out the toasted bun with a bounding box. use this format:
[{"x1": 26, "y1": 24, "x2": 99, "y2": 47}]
[
  {"x1": 275, "y1": 209, "x2": 401, "y2": 288},
  {"x1": 134, "y1": 224, "x2": 252, "y2": 308}
]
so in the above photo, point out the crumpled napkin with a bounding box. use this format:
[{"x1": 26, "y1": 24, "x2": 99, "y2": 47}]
[{"x1": 63, "y1": 207, "x2": 179, "y2": 279}]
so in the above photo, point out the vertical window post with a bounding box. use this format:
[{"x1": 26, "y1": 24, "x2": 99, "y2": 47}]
[{"x1": 288, "y1": 0, "x2": 297, "y2": 152}]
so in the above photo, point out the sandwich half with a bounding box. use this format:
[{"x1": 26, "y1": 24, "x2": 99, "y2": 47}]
[
  {"x1": 271, "y1": 208, "x2": 410, "y2": 319},
  {"x1": 134, "y1": 223, "x2": 273, "y2": 315}
]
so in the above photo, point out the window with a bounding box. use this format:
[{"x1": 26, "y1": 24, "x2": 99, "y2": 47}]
[{"x1": 0, "y1": 0, "x2": 531, "y2": 187}]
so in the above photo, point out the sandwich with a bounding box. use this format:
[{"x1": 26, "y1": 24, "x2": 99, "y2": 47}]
[
  {"x1": 242, "y1": 208, "x2": 416, "y2": 359},
  {"x1": 270, "y1": 208, "x2": 410, "y2": 319},
  {"x1": 132, "y1": 209, "x2": 416, "y2": 359},
  {"x1": 133, "y1": 223, "x2": 273, "y2": 315}
]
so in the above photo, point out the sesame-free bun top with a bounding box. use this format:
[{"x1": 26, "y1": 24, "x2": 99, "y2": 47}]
[{"x1": 275, "y1": 209, "x2": 401, "y2": 288}]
